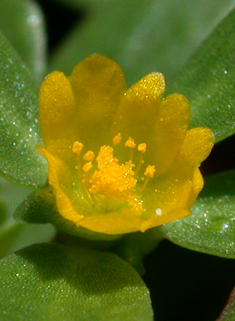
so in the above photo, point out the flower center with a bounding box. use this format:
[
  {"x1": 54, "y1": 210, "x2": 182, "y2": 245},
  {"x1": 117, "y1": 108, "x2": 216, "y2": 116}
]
[{"x1": 72, "y1": 134, "x2": 155, "y2": 215}]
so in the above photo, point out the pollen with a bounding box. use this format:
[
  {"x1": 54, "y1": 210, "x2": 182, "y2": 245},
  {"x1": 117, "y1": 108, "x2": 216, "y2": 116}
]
[{"x1": 72, "y1": 134, "x2": 155, "y2": 215}]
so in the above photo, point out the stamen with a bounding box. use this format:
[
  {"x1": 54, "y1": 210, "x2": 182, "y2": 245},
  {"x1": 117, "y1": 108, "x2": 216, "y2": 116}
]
[
  {"x1": 71, "y1": 135, "x2": 153, "y2": 213},
  {"x1": 137, "y1": 165, "x2": 155, "y2": 194},
  {"x1": 72, "y1": 141, "x2": 84, "y2": 155},
  {"x1": 125, "y1": 137, "x2": 136, "y2": 162},
  {"x1": 72, "y1": 141, "x2": 92, "y2": 202},
  {"x1": 112, "y1": 133, "x2": 122, "y2": 145},
  {"x1": 135, "y1": 143, "x2": 147, "y2": 176},
  {"x1": 83, "y1": 150, "x2": 95, "y2": 162},
  {"x1": 82, "y1": 162, "x2": 93, "y2": 191}
]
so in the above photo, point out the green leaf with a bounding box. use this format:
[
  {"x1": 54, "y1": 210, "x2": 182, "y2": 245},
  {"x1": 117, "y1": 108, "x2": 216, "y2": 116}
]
[
  {"x1": 0, "y1": 0, "x2": 47, "y2": 84},
  {"x1": 0, "y1": 201, "x2": 6, "y2": 226},
  {"x1": 50, "y1": 0, "x2": 234, "y2": 85},
  {"x1": 216, "y1": 287, "x2": 235, "y2": 321},
  {"x1": 0, "y1": 31, "x2": 47, "y2": 188},
  {"x1": 170, "y1": 6, "x2": 235, "y2": 143},
  {"x1": 0, "y1": 243, "x2": 153, "y2": 321},
  {"x1": 161, "y1": 170, "x2": 235, "y2": 258},
  {"x1": 0, "y1": 220, "x2": 22, "y2": 258}
]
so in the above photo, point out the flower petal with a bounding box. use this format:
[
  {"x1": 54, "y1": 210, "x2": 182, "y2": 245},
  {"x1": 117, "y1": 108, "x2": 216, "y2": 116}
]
[
  {"x1": 79, "y1": 213, "x2": 147, "y2": 235},
  {"x1": 69, "y1": 54, "x2": 126, "y2": 151},
  {"x1": 36, "y1": 146, "x2": 83, "y2": 224},
  {"x1": 147, "y1": 93, "x2": 190, "y2": 176},
  {"x1": 142, "y1": 167, "x2": 204, "y2": 230},
  {"x1": 141, "y1": 128, "x2": 214, "y2": 230},
  {"x1": 111, "y1": 72, "x2": 165, "y2": 148},
  {"x1": 39, "y1": 70, "x2": 77, "y2": 160},
  {"x1": 173, "y1": 127, "x2": 215, "y2": 176}
]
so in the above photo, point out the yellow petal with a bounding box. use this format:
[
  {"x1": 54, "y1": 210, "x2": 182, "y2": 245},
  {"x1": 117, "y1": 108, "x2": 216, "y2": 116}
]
[
  {"x1": 111, "y1": 72, "x2": 165, "y2": 148},
  {"x1": 36, "y1": 146, "x2": 83, "y2": 223},
  {"x1": 39, "y1": 70, "x2": 77, "y2": 160},
  {"x1": 79, "y1": 212, "x2": 146, "y2": 234},
  {"x1": 140, "y1": 128, "x2": 214, "y2": 230},
  {"x1": 141, "y1": 168, "x2": 203, "y2": 231},
  {"x1": 147, "y1": 93, "x2": 190, "y2": 176},
  {"x1": 69, "y1": 54, "x2": 126, "y2": 151},
  {"x1": 173, "y1": 127, "x2": 215, "y2": 177}
]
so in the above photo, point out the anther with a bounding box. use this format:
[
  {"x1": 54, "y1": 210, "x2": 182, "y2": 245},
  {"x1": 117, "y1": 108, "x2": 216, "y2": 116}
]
[
  {"x1": 72, "y1": 141, "x2": 92, "y2": 202},
  {"x1": 135, "y1": 143, "x2": 147, "y2": 176},
  {"x1": 82, "y1": 162, "x2": 93, "y2": 173},
  {"x1": 125, "y1": 137, "x2": 136, "y2": 148},
  {"x1": 137, "y1": 143, "x2": 147, "y2": 153},
  {"x1": 72, "y1": 141, "x2": 84, "y2": 155},
  {"x1": 137, "y1": 165, "x2": 155, "y2": 194},
  {"x1": 125, "y1": 137, "x2": 136, "y2": 162},
  {"x1": 112, "y1": 133, "x2": 122, "y2": 145},
  {"x1": 83, "y1": 150, "x2": 95, "y2": 162},
  {"x1": 144, "y1": 165, "x2": 155, "y2": 178}
]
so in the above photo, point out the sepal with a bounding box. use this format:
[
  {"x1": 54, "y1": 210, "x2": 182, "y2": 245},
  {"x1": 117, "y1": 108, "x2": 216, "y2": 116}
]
[{"x1": 15, "y1": 186, "x2": 122, "y2": 241}]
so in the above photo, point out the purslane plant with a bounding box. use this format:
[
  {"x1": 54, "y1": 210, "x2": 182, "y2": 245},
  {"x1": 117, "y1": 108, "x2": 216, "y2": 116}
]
[{"x1": 0, "y1": 1, "x2": 235, "y2": 320}]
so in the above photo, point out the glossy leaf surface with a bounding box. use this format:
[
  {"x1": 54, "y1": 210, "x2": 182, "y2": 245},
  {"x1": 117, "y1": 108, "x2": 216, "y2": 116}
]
[
  {"x1": 50, "y1": 0, "x2": 234, "y2": 85},
  {"x1": 170, "y1": 6, "x2": 235, "y2": 142},
  {"x1": 0, "y1": 0, "x2": 46, "y2": 84},
  {"x1": 0, "y1": 243, "x2": 153, "y2": 321},
  {"x1": 0, "y1": 31, "x2": 47, "y2": 188}
]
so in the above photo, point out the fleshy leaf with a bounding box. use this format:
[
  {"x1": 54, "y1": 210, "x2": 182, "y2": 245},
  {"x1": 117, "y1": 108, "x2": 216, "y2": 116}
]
[
  {"x1": 0, "y1": 220, "x2": 22, "y2": 258},
  {"x1": 170, "y1": 6, "x2": 235, "y2": 142},
  {"x1": 0, "y1": 31, "x2": 47, "y2": 188},
  {"x1": 0, "y1": 200, "x2": 6, "y2": 226},
  {"x1": 0, "y1": 0, "x2": 47, "y2": 84},
  {"x1": 0, "y1": 243, "x2": 153, "y2": 321},
  {"x1": 216, "y1": 287, "x2": 235, "y2": 321},
  {"x1": 50, "y1": 0, "x2": 234, "y2": 85},
  {"x1": 161, "y1": 170, "x2": 235, "y2": 258}
]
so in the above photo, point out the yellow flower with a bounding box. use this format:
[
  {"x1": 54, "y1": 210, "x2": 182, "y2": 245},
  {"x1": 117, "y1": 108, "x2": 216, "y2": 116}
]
[{"x1": 37, "y1": 54, "x2": 214, "y2": 235}]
